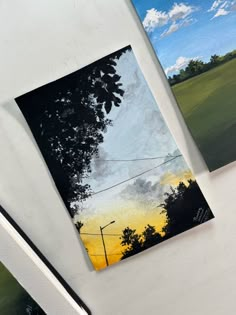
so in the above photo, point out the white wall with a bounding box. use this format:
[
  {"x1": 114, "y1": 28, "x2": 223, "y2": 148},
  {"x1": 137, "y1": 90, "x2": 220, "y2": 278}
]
[
  {"x1": 0, "y1": 212, "x2": 89, "y2": 315},
  {"x1": 0, "y1": 1, "x2": 235, "y2": 314}
]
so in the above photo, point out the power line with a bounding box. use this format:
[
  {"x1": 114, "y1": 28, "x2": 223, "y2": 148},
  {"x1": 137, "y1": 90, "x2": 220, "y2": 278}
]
[
  {"x1": 90, "y1": 253, "x2": 122, "y2": 256},
  {"x1": 91, "y1": 155, "x2": 182, "y2": 196},
  {"x1": 95, "y1": 155, "x2": 177, "y2": 162},
  {"x1": 80, "y1": 232, "x2": 121, "y2": 236}
]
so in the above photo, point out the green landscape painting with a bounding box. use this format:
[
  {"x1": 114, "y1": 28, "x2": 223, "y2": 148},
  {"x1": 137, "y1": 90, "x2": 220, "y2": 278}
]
[
  {"x1": 0, "y1": 262, "x2": 46, "y2": 314},
  {"x1": 132, "y1": 0, "x2": 236, "y2": 171}
]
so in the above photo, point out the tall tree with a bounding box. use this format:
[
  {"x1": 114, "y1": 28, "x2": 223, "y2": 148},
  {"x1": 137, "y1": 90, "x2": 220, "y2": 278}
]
[
  {"x1": 185, "y1": 59, "x2": 204, "y2": 76},
  {"x1": 120, "y1": 227, "x2": 143, "y2": 259},
  {"x1": 210, "y1": 54, "x2": 220, "y2": 65},
  {"x1": 142, "y1": 224, "x2": 162, "y2": 249},
  {"x1": 163, "y1": 180, "x2": 213, "y2": 238},
  {"x1": 120, "y1": 180, "x2": 213, "y2": 260},
  {"x1": 120, "y1": 225, "x2": 162, "y2": 260},
  {"x1": 16, "y1": 46, "x2": 131, "y2": 216}
]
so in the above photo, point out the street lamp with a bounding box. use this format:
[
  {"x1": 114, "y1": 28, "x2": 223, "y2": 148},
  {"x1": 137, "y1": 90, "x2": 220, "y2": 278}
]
[{"x1": 100, "y1": 220, "x2": 115, "y2": 267}]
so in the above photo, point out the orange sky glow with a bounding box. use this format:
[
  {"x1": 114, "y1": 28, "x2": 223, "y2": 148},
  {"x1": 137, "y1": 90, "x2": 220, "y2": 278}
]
[{"x1": 79, "y1": 170, "x2": 194, "y2": 270}]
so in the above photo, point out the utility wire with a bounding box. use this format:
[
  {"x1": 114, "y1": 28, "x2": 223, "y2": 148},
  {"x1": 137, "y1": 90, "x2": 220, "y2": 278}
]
[
  {"x1": 91, "y1": 155, "x2": 182, "y2": 196},
  {"x1": 95, "y1": 155, "x2": 177, "y2": 162},
  {"x1": 80, "y1": 232, "x2": 122, "y2": 236},
  {"x1": 89, "y1": 254, "x2": 122, "y2": 256}
]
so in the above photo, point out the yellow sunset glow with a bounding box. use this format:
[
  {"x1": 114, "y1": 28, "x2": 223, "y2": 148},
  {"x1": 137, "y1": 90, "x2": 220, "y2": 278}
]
[
  {"x1": 80, "y1": 204, "x2": 167, "y2": 270},
  {"x1": 160, "y1": 170, "x2": 193, "y2": 186},
  {"x1": 79, "y1": 170, "x2": 195, "y2": 270}
]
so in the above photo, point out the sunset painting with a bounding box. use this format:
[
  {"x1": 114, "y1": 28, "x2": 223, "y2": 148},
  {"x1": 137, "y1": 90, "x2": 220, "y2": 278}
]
[
  {"x1": 15, "y1": 46, "x2": 214, "y2": 270},
  {"x1": 132, "y1": 0, "x2": 236, "y2": 171}
]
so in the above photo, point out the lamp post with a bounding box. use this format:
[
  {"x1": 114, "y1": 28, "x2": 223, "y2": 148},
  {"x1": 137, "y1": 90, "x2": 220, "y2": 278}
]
[{"x1": 100, "y1": 220, "x2": 115, "y2": 267}]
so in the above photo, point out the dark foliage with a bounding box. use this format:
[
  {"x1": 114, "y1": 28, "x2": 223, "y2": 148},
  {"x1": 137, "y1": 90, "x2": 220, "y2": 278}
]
[
  {"x1": 120, "y1": 180, "x2": 213, "y2": 260},
  {"x1": 15, "y1": 46, "x2": 131, "y2": 217},
  {"x1": 163, "y1": 180, "x2": 214, "y2": 238},
  {"x1": 75, "y1": 221, "x2": 84, "y2": 234},
  {"x1": 120, "y1": 227, "x2": 143, "y2": 259},
  {"x1": 120, "y1": 224, "x2": 163, "y2": 260},
  {"x1": 168, "y1": 49, "x2": 236, "y2": 86}
]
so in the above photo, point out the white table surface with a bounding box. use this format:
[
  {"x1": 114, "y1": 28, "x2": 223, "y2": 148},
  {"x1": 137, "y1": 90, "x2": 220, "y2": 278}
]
[{"x1": 0, "y1": 1, "x2": 235, "y2": 314}]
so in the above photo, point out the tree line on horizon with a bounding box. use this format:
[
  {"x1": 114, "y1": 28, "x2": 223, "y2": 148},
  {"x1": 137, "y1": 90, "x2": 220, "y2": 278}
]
[
  {"x1": 119, "y1": 179, "x2": 214, "y2": 260},
  {"x1": 168, "y1": 49, "x2": 236, "y2": 86},
  {"x1": 76, "y1": 179, "x2": 213, "y2": 262}
]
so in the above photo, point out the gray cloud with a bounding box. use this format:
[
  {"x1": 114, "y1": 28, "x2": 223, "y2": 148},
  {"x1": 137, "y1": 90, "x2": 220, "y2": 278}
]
[
  {"x1": 121, "y1": 177, "x2": 167, "y2": 205},
  {"x1": 89, "y1": 147, "x2": 115, "y2": 181}
]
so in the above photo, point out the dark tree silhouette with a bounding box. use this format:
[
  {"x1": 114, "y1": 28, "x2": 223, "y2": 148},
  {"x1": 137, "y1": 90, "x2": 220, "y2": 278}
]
[
  {"x1": 75, "y1": 221, "x2": 84, "y2": 234},
  {"x1": 120, "y1": 227, "x2": 143, "y2": 259},
  {"x1": 120, "y1": 225, "x2": 163, "y2": 259},
  {"x1": 16, "y1": 46, "x2": 131, "y2": 216},
  {"x1": 142, "y1": 224, "x2": 162, "y2": 249},
  {"x1": 120, "y1": 180, "x2": 213, "y2": 260},
  {"x1": 163, "y1": 180, "x2": 214, "y2": 238}
]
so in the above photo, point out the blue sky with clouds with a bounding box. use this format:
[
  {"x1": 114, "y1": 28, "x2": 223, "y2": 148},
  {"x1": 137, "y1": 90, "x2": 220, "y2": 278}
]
[
  {"x1": 75, "y1": 49, "x2": 191, "y2": 219},
  {"x1": 132, "y1": 0, "x2": 236, "y2": 76}
]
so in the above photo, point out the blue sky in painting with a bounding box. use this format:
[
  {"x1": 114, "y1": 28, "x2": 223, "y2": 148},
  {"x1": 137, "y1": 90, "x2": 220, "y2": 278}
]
[
  {"x1": 75, "y1": 49, "x2": 189, "y2": 218},
  {"x1": 132, "y1": 0, "x2": 236, "y2": 76}
]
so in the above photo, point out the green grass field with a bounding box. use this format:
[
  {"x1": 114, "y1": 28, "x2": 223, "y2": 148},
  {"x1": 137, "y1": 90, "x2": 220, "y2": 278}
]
[
  {"x1": 0, "y1": 262, "x2": 44, "y2": 314},
  {"x1": 172, "y1": 58, "x2": 236, "y2": 171}
]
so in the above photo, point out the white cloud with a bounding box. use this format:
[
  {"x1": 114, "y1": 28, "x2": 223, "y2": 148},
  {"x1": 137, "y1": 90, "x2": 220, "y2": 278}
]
[
  {"x1": 143, "y1": 8, "x2": 168, "y2": 32},
  {"x1": 143, "y1": 2, "x2": 197, "y2": 33},
  {"x1": 161, "y1": 18, "x2": 195, "y2": 38},
  {"x1": 168, "y1": 2, "x2": 195, "y2": 21},
  {"x1": 220, "y1": 1, "x2": 229, "y2": 9},
  {"x1": 161, "y1": 22, "x2": 180, "y2": 38},
  {"x1": 165, "y1": 56, "x2": 201, "y2": 75},
  {"x1": 212, "y1": 7, "x2": 230, "y2": 18},
  {"x1": 208, "y1": 0, "x2": 236, "y2": 18},
  {"x1": 208, "y1": 0, "x2": 224, "y2": 12}
]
